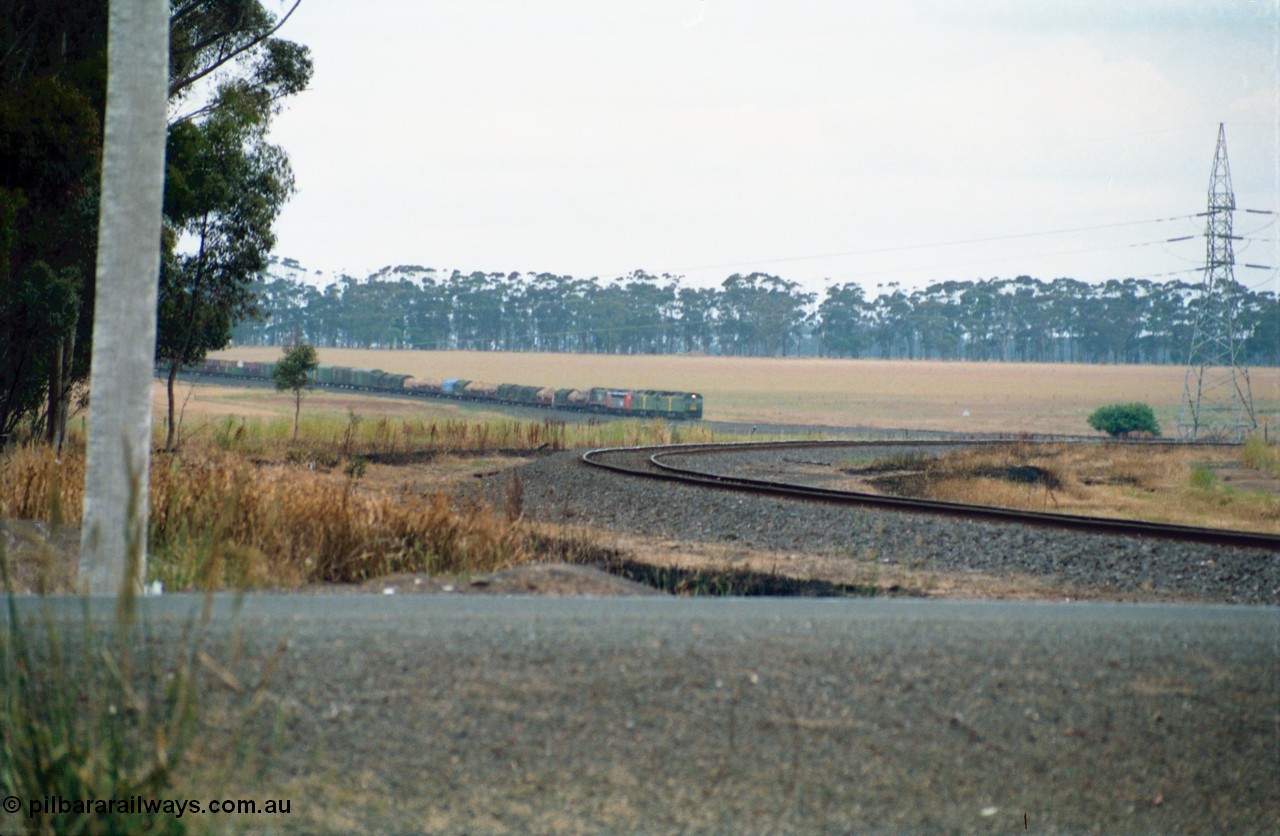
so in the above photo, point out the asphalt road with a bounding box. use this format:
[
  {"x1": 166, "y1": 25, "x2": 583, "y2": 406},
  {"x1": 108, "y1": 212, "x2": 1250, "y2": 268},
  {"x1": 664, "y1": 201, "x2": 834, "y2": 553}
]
[{"x1": 3, "y1": 595, "x2": 1277, "y2": 833}]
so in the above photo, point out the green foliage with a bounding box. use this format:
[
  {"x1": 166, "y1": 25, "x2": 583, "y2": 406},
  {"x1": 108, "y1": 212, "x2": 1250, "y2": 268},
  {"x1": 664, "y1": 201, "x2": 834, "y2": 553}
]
[
  {"x1": 0, "y1": 68, "x2": 103, "y2": 441},
  {"x1": 157, "y1": 3, "x2": 311, "y2": 448},
  {"x1": 343, "y1": 456, "x2": 368, "y2": 480},
  {"x1": 1188, "y1": 465, "x2": 1217, "y2": 491},
  {"x1": 0, "y1": 0, "x2": 312, "y2": 449},
  {"x1": 718, "y1": 272, "x2": 815, "y2": 357},
  {"x1": 232, "y1": 268, "x2": 1280, "y2": 370},
  {"x1": 0, "y1": 260, "x2": 85, "y2": 440},
  {"x1": 274, "y1": 342, "x2": 318, "y2": 439},
  {"x1": 1087, "y1": 402, "x2": 1162, "y2": 437},
  {"x1": 156, "y1": 98, "x2": 295, "y2": 370},
  {"x1": 274, "y1": 342, "x2": 318, "y2": 393},
  {"x1": 817, "y1": 282, "x2": 868, "y2": 357}
]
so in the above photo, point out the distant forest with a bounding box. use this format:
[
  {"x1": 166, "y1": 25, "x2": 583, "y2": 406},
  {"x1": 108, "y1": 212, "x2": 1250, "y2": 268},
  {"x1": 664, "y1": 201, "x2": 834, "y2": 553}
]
[{"x1": 231, "y1": 266, "x2": 1280, "y2": 365}]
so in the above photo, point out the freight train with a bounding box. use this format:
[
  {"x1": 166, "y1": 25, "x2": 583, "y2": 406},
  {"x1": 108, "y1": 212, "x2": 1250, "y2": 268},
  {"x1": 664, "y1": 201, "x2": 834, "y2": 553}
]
[{"x1": 191, "y1": 358, "x2": 704, "y2": 420}]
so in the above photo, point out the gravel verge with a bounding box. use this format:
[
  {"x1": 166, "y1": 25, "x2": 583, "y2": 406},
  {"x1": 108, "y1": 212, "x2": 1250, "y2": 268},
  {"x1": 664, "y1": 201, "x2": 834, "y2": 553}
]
[{"x1": 474, "y1": 450, "x2": 1280, "y2": 605}]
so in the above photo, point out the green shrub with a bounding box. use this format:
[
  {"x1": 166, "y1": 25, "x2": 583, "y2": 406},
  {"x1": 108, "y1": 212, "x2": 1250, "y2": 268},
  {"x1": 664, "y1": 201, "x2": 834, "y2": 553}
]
[
  {"x1": 1087, "y1": 403, "x2": 1161, "y2": 437},
  {"x1": 1188, "y1": 465, "x2": 1217, "y2": 490}
]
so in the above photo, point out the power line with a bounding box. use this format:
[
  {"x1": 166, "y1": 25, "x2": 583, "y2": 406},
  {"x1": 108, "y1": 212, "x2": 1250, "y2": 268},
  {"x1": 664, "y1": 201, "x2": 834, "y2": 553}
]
[
  {"x1": 814, "y1": 233, "x2": 1205, "y2": 285},
  {"x1": 669, "y1": 214, "x2": 1203, "y2": 274}
]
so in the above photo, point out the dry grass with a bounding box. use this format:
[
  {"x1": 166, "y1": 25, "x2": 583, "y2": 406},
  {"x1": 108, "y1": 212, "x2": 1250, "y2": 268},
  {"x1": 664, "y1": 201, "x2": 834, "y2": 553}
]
[
  {"x1": 213, "y1": 347, "x2": 1280, "y2": 435},
  {"x1": 148, "y1": 451, "x2": 530, "y2": 588},
  {"x1": 868, "y1": 441, "x2": 1280, "y2": 534},
  {"x1": 0, "y1": 438, "x2": 603, "y2": 591},
  {"x1": 3, "y1": 382, "x2": 730, "y2": 593}
]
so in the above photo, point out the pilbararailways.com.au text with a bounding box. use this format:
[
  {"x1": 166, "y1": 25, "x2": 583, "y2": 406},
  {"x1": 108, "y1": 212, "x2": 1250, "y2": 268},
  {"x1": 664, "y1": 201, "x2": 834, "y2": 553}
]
[{"x1": 5, "y1": 795, "x2": 292, "y2": 819}]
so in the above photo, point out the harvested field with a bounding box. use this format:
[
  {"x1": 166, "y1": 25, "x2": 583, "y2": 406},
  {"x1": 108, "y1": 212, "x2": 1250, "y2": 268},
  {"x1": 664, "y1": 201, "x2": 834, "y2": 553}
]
[{"x1": 212, "y1": 347, "x2": 1280, "y2": 435}]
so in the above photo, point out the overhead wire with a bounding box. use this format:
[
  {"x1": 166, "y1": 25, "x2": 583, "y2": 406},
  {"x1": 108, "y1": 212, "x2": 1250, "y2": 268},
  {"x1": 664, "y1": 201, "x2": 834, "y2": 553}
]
[
  {"x1": 814, "y1": 230, "x2": 1208, "y2": 286},
  {"x1": 696, "y1": 206, "x2": 1279, "y2": 290},
  {"x1": 668, "y1": 213, "x2": 1204, "y2": 275}
]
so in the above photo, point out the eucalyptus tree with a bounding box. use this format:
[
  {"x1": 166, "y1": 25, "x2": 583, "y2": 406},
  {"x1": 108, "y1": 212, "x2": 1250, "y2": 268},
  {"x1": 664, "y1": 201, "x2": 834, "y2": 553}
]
[
  {"x1": 716, "y1": 273, "x2": 812, "y2": 356},
  {"x1": 909, "y1": 285, "x2": 963, "y2": 360},
  {"x1": 1243, "y1": 291, "x2": 1280, "y2": 365},
  {"x1": 815, "y1": 282, "x2": 869, "y2": 357},
  {"x1": 868, "y1": 285, "x2": 914, "y2": 359},
  {"x1": 1046, "y1": 277, "x2": 1091, "y2": 362},
  {"x1": 446, "y1": 271, "x2": 509, "y2": 350},
  {"x1": 156, "y1": 1, "x2": 310, "y2": 448},
  {"x1": 311, "y1": 282, "x2": 346, "y2": 346},
  {"x1": 157, "y1": 82, "x2": 297, "y2": 448},
  {"x1": 0, "y1": 0, "x2": 310, "y2": 448},
  {"x1": 675, "y1": 285, "x2": 717, "y2": 354},
  {"x1": 274, "y1": 340, "x2": 317, "y2": 440},
  {"x1": 408, "y1": 275, "x2": 452, "y2": 350},
  {"x1": 519, "y1": 273, "x2": 572, "y2": 352},
  {"x1": 0, "y1": 1, "x2": 108, "y2": 445},
  {"x1": 1144, "y1": 280, "x2": 1195, "y2": 364},
  {"x1": 1082, "y1": 279, "x2": 1144, "y2": 363},
  {"x1": 614, "y1": 270, "x2": 676, "y2": 354}
]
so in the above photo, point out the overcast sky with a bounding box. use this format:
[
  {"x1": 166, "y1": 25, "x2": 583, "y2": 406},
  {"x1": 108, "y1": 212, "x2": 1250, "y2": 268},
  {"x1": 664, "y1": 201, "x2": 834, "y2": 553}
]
[{"x1": 264, "y1": 1, "x2": 1279, "y2": 296}]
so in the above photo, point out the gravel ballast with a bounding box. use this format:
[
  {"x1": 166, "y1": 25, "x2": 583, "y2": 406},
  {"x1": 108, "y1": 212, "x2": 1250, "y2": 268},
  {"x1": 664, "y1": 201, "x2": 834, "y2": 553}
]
[{"x1": 478, "y1": 450, "x2": 1280, "y2": 605}]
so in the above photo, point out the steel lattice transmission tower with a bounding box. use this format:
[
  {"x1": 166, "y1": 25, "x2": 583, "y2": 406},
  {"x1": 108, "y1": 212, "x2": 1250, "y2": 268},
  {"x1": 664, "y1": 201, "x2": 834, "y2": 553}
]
[{"x1": 1177, "y1": 123, "x2": 1257, "y2": 441}]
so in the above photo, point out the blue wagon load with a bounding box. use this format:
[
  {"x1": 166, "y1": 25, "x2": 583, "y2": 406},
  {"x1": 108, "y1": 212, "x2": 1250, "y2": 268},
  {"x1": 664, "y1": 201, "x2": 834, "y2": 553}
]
[{"x1": 441, "y1": 379, "x2": 470, "y2": 397}]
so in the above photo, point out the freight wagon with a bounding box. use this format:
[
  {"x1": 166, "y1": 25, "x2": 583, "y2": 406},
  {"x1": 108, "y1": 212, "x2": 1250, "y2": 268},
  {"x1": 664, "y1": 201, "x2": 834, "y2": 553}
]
[{"x1": 190, "y1": 358, "x2": 703, "y2": 420}]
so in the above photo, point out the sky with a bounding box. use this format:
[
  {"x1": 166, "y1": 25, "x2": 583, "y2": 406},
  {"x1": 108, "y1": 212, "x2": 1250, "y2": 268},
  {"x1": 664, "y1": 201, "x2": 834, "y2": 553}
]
[{"x1": 262, "y1": 0, "x2": 1279, "y2": 297}]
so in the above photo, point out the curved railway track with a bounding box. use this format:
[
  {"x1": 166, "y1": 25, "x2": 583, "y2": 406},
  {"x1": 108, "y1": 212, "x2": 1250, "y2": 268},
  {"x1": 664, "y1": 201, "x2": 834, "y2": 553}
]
[{"x1": 583, "y1": 440, "x2": 1280, "y2": 551}]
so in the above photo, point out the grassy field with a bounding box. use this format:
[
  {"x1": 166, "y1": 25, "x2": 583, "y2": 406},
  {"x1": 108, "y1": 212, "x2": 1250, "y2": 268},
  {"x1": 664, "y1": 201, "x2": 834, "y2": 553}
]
[{"x1": 212, "y1": 347, "x2": 1280, "y2": 435}]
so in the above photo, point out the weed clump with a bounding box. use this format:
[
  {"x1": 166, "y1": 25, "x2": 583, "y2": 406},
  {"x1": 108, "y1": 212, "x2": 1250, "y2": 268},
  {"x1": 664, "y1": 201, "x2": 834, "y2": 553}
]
[
  {"x1": 1188, "y1": 466, "x2": 1218, "y2": 491},
  {"x1": 1240, "y1": 435, "x2": 1278, "y2": 475}
]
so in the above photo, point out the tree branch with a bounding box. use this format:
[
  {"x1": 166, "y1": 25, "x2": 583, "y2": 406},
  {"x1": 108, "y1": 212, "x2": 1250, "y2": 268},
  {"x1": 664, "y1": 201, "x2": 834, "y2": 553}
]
[{"x1": 168, "y1": 0, "x2": 301, "y2": 98}]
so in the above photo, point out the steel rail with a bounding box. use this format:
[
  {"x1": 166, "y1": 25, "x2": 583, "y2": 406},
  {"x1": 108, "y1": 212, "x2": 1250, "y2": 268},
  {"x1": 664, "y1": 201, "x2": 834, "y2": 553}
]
[{"x1": 582, "y1": 441, "x2": 1280, "y2": 551}]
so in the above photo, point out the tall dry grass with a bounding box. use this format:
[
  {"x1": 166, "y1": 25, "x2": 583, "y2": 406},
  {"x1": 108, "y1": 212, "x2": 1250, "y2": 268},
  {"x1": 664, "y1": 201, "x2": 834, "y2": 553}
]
[
  {"x1": 1241, "y1": 434, "x2": 1280, "y2": 475},
  {"x1": 186, "y1": 411, "x2": 720, "y2": 461},
  {"x1": 895, "y1": 442, "x2": 1280, "y2": 533},
  {"x1": 2, "y1": 406, "x2": 722, "y2": 591},
  {"x1": 148, "y1": 451, "x2": 529, "y2": 588},
  {"x1": 2, "y1": 440, "x2": 550, "y2": 590}
]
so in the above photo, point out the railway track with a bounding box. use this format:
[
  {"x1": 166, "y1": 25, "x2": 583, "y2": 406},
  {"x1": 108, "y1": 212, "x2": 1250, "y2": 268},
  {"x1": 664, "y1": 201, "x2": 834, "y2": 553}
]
[{"x1": 582, "y1": 440, "x2": 1280, "y2": 551}]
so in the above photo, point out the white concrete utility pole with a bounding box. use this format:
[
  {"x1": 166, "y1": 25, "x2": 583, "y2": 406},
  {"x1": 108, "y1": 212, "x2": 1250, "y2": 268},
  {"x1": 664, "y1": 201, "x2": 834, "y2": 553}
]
[{"x1": 78, "y1": 0, "x2": 169, "y2": 595}]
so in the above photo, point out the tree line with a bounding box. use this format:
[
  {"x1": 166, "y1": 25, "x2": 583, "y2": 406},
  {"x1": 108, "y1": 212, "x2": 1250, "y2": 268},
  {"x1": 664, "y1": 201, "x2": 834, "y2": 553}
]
[{"x1": 232, "y1": 267, "x2": 1279, "y2": 366}]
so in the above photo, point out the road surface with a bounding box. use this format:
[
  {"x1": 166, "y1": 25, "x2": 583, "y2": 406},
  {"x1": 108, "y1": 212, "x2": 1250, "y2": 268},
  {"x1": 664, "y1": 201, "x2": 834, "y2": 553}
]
[{"x1": 3, "y1": 595, "x2": 1277, "y2": 833}]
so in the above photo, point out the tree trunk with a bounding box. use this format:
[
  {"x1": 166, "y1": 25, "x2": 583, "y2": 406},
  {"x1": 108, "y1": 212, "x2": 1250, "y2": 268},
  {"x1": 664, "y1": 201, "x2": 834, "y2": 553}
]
[
  {"x1": 44, "y1": 320, "x2": 79, "y2": 451},
  {"x1": 79, "y1": 0, "x2": 169, "y2": 597},
  {"x1": 293, "y1": 390, "x2": 301, "y2": 440},
  {"x1": 166, "y1": 359, "x2": 179, "y2": 450},
  {"x1": 57, "y1": 325, "x2": 77, "y2": 449},
  {"x1": 45, "y1": 338, "x2": 64, "y2": 447}
]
